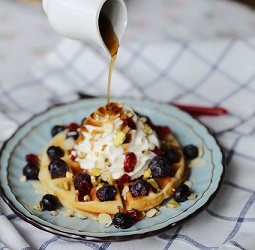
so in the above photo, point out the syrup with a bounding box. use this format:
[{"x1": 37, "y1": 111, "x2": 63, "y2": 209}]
[{"x1": 99, "y1": 13, "x2": 119, "y2": 104}]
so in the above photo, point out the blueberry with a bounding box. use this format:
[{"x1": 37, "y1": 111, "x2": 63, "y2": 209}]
[
  {"x1": 148, "y1": 156, "x2": 171, "y2": 178},
  {"x1": 51, "y1": 125, "x2": 65, "y2": 137},
  {"x1": 172, "y1": 183, "x2": 191, "y2": 202},
  {"x1": 41, "y1": 194, "x2": 59, "y2": 211},
  {"x1": 112, "y1": 212, "x2": 133, "y2": 229},
  {"x1": 47, "y1": 146, "x2": 64, "y2": 161},
  {"x1": 165, "y1": 148, "x2": 180, "y2": 163},
  {"x1": 48, "y1": 159, "x2": 67, "y2": 178},
  {"x1": 96, "y1": 184, "x2": 117, "y2": 201},
  {"x1": 74, "y1": 173, "x2": 92, "y2": 190},
  {"x1": 130, "y1": 180, "x2": 150, "y2": 197},
  {"x1": 183, "y1": 145, "x2": 198, "y2": 160},
  {"x1": 23, "y1": 163, "x2": 39, "y2": 180},
  {"x1": 66, "y1": 130, "x2": 79, "y2": 140}
]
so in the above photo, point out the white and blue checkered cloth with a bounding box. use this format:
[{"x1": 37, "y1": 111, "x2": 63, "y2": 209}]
[{"x1": 1, "y1": 0, "x2": 255, "y2": 249}]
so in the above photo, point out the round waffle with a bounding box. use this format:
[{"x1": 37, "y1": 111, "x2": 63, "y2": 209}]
[{"x1": 38, "y1": 128, "x2": 188, "y2": 216}]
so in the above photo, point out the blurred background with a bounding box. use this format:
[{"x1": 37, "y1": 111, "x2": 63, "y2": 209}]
[{"x1": 2, "y1": 0, "x2": 255, "y2": 70}]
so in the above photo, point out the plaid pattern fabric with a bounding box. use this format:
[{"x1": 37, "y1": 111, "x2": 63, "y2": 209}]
[{"x1": 1, "y1": 37, "x2": 255, "y2": 249}]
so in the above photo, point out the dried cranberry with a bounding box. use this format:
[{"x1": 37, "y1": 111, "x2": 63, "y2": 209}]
[
  {"x1": 25, "y1": 154, "x2": 39, "y2": 165},
  {"x1": 123, "y1": 117, "x2": 137, "y2": 130},
  {"x1": 150, "y1": 146, "x2": 164, "y2": 156},
  {"x1": 126, "y1": 209, "x2": 142, "y2": 221},
  {"x1": 66, "y1": 122, "x2": 79, "y2": 131},
  {"x1": 77, "y1": 181, "x2": 91, "y2": 202},
  {"x1": 117, "y1": 174, "x2": 131, "y2": 186},
  {"x1": 155, "y1": 125, "x2": 171, "y2": 138},
  {"x1": 70, "y1": 154, "x2": 76, "y2": 161},
  {"x1": 124, "y1": 153, "x2": 137, "y2": 173}
]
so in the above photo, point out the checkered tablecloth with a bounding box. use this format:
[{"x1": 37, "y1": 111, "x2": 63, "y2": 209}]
[{"x1": 1, "y1": 0, "x2": 255, "y2": 249}]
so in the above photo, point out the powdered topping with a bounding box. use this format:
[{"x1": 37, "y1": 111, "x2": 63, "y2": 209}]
[{"x1": 72, "y1": 102, "x2": 160, "y2": 180}]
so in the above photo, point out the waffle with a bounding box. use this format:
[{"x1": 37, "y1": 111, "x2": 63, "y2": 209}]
[{"x1": 38, "y1": 128, "x2": 188, "y2": 216}]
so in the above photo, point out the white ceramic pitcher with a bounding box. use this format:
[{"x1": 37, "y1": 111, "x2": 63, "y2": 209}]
[{"x1": 43, "y1": 0, "x2": 128, "y2": 56}]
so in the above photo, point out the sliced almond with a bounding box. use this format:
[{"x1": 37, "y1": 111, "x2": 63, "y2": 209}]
[
  {"x1": 146, "y1": 208, "x2": 157, "y2": 218},
  {"x1": 121, "y1": 185, "x2": 129, "y2": 200},
  {"x1": 184, "y1": 180, "x2": 193, "y2": 189},
  {"x1": 101, "y1": 170, "x2": 112, "y2": 182},
  {"x1": 98, "y1": 213, "x2": 112, "y2": 227},
  {"x1": 50, "y1": 210, "x2": 58, "y2": 216}
]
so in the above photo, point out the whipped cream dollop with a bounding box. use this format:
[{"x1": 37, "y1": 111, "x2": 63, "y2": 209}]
[{"x1": 73, "y1": 102, "x2": 160, "y2": 180}]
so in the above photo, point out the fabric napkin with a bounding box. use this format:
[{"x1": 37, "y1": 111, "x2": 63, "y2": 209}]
[{"x1": 1, "y1": 36, "x2": 255, "y2": 250}]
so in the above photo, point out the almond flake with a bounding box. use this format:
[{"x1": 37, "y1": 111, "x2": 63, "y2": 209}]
[
  {"x1": 198, "y1": 145, "x2": 204, "y2": 158},
  {"x1": 188, "y1": 193, "x2": 197, "y2": 200},
  {"x1": 83, "y1": 195, "x2": 90, "y2": 202},
  {"x1": 19, "y1": 175, "x2": 27, "y2": 182},
  {"x1": 184, "y1": 180, "x2": 193, "y2": 189},
  {"x1": 101, "y1": 170, "x2": 112, "y2": 182},
  {"x1": 98, "y1": 213, "x2": 112, "y2": 227},
  {"x1": 146, "y1": 208, "x2": 157, "y2": 218},
  {"x1": 189, "y1": 158, "x2": 206, "y2": 168},
  {"x1": 66, "y1": 171, "x2": 74, "y2": 179},
  {"x1": 121, "y1": 186, "x2": 129, "y2": 200},
  {"x1": 50, "y1": 210, "x2": 58, "y2": 216}
]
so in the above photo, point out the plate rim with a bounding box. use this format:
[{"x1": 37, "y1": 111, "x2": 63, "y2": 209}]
[{"x1": 0, "y1": 98, "x2": 225, "y2": 241}]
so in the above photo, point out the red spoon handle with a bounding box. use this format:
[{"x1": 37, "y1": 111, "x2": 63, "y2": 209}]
[{"x1": 170, "y1": 103, "x2": 228, "y2": 116}]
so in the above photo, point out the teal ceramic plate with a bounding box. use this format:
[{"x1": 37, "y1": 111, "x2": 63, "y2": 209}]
[{"x1": 0, "y1": 98, "x2": 225, "y2": 241}]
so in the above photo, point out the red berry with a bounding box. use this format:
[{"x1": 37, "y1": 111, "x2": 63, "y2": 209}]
[
  {"x1": 155, "y1": 126, "x2": 171, "y2": 138},
  {"x1": 150, "y1": 146, "x2": 164, "y2": 156},
  {"x1": 70, "y1": 154, "x2": 76, "y2": 161},
  {"x1": 117, "y1": 174, "x2": 131, "y2": 186},
  {"x1": 124, "y1": 153, "x2": 137, "y2": 173},
  {"x1": 123, "y1": 117, "x2": 137, "y2": 130},
  {"x1": 77, "y1": 181, "x2": 91, "y2": 202},
  {"x1": 66, "y1": 122, "x2": 79, "y2": 131},
  {"x1": 25, "y1": 154, "x2": 39, "y2": 165},
  {"x1": 126, "y1": 209, "x2": 142, "y2": 221},
  {"x1": 70, "y1": 149, "x2": 76, "y2": 161}
]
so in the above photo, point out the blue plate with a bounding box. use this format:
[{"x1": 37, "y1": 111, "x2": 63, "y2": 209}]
[{"x1": 0, "y1": 98, "x2": 225, "y2": 241}]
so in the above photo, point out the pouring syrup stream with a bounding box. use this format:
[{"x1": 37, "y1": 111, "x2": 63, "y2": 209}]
[{"x1": 99, "y1": 13, "x2": 119, "y2": 104}]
